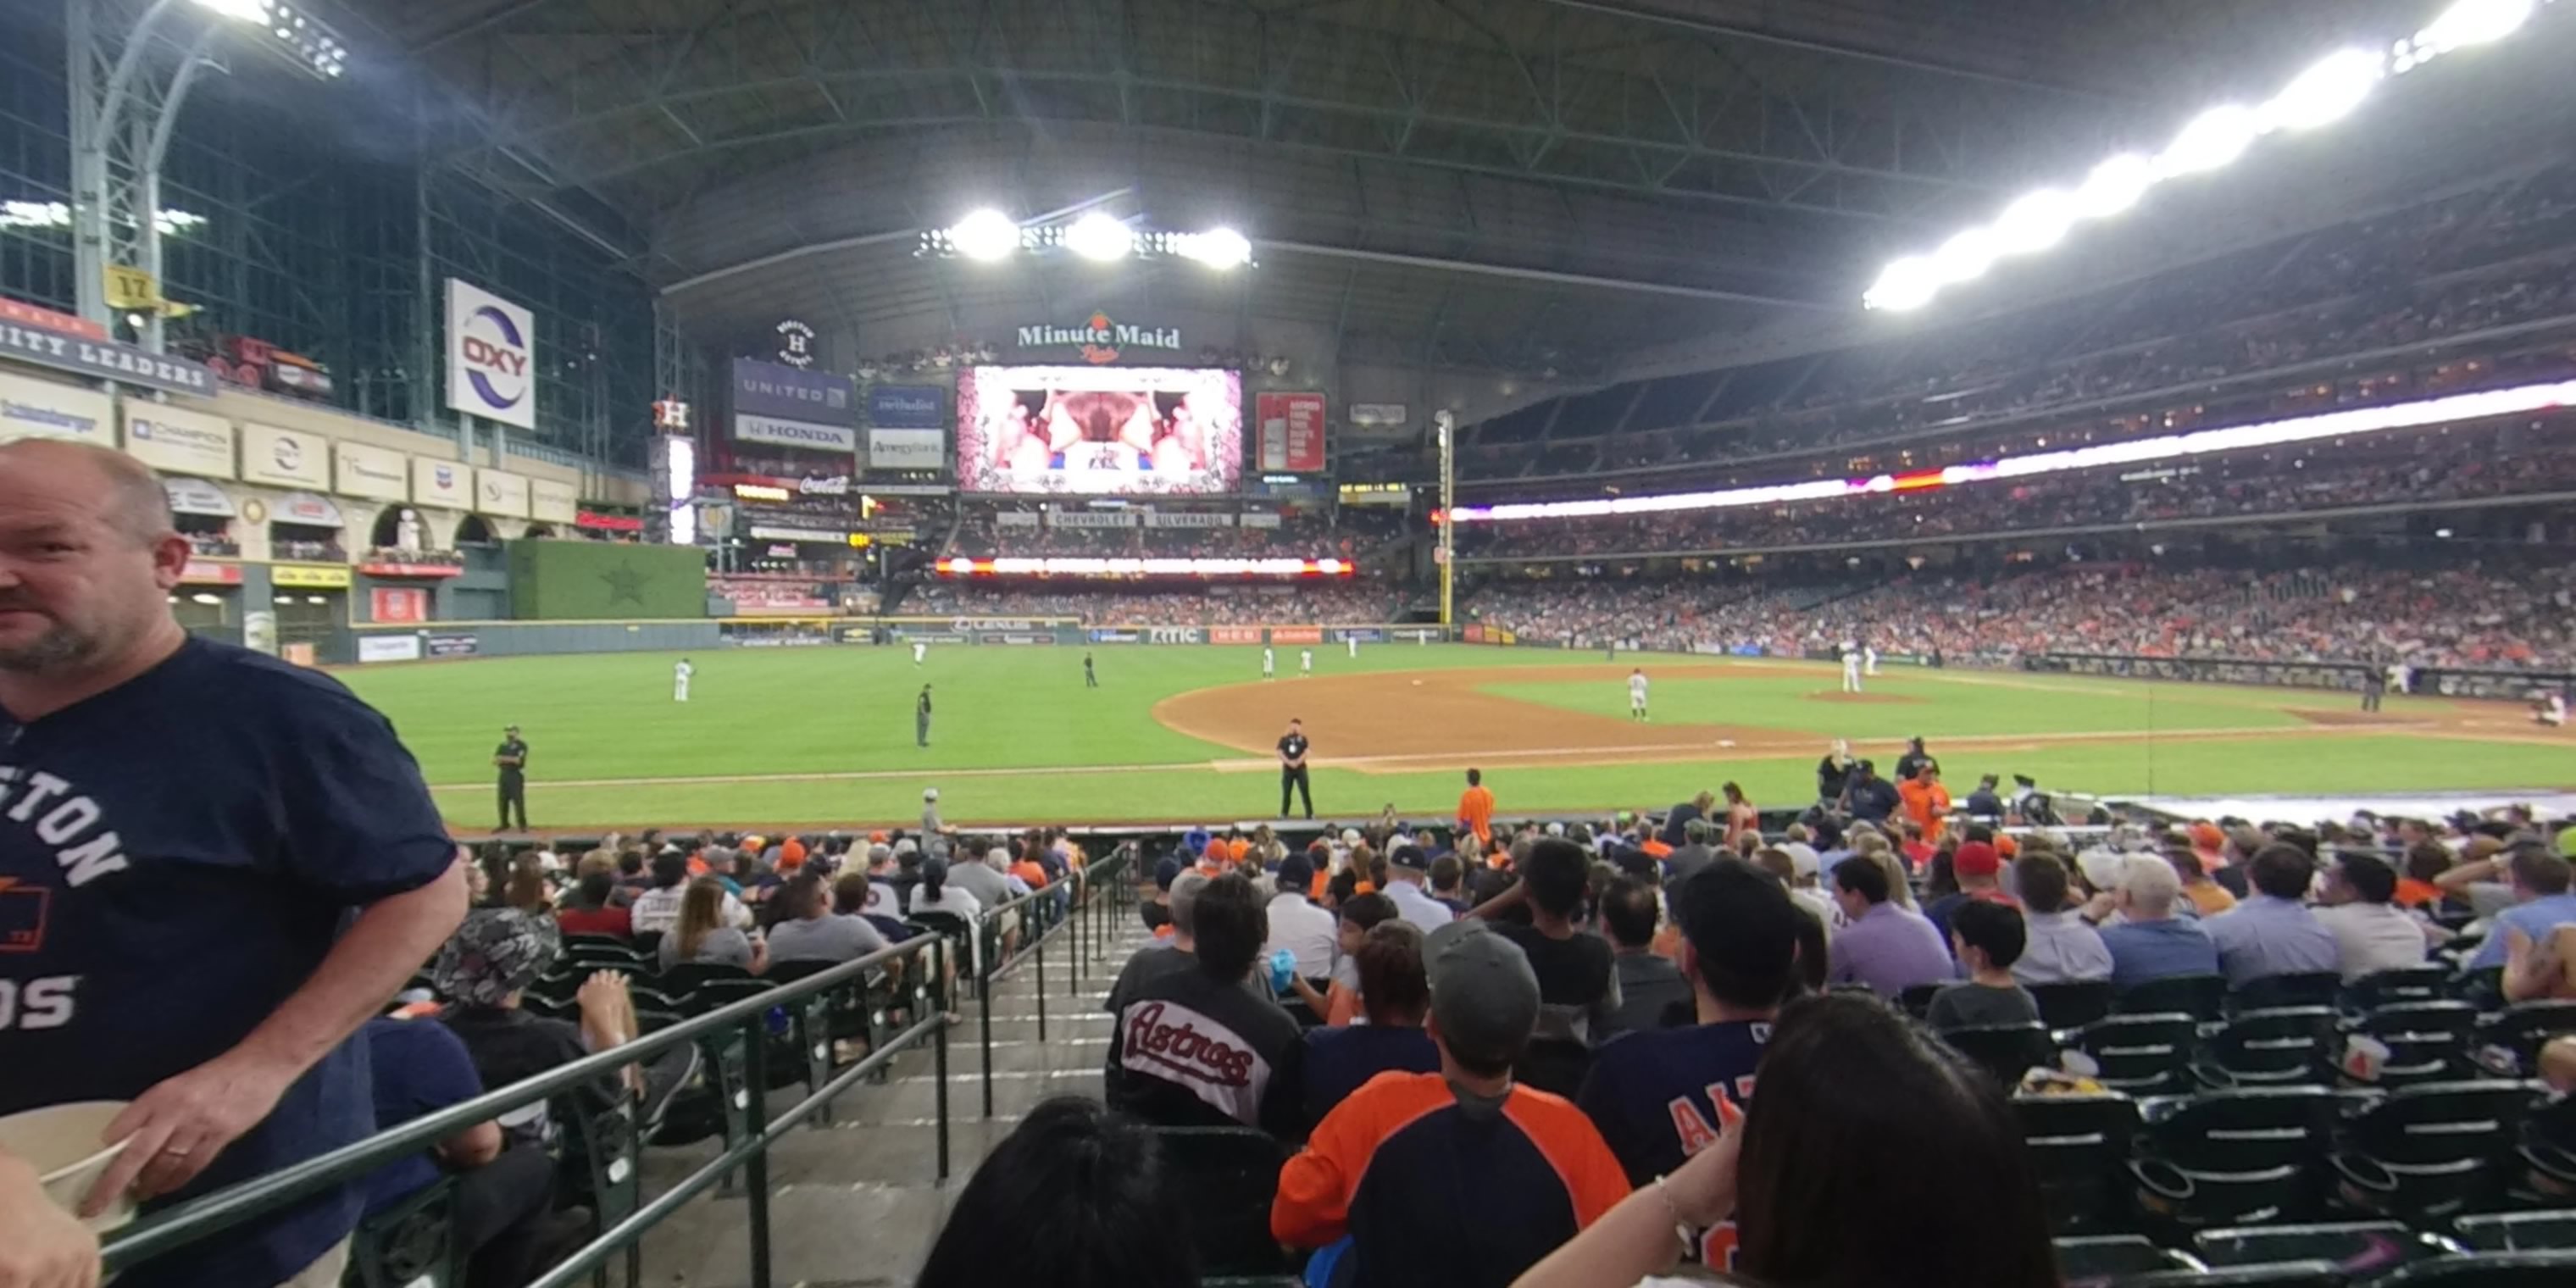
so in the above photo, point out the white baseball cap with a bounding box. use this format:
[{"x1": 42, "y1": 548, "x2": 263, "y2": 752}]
[{"x1": 923, "y1": 788, "x2": 940, "y2": 802}]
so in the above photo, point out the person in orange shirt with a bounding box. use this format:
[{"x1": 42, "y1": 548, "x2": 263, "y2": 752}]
[
  {"x1": 1457, "y1": 768, "x2": 1496, "y2": 850},
  {"x1": 1896, "y1": 766, "x2": 1951, "y2": 841},
  {"x1": 1008, "y1": 839, "x2": 1050, "y2": 891},
  {"x1": 778, "y1": 834, "x2": 808, "y2": 872},
  {"x1": 1274, "y1": 921, "x2": 1629, "y2": 1283}
]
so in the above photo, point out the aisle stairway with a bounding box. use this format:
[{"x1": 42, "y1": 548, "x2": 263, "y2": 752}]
[{"x1": 630, "y1": 914, "x2": 1163, "y2": 1287}]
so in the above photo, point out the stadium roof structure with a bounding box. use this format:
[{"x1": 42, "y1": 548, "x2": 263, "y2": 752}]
[{"x1": 347, "y1": 0, "x2": 2538, "y2": 382}]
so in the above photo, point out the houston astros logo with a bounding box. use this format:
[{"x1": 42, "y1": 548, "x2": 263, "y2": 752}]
[{"x1": 460, "y1": 305, "x2": 530, "y2": 411}]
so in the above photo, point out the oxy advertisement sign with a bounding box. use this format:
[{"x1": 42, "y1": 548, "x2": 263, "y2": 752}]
[
  {"x1": 122, "y1": 403, "x2": 235, "y2": 478},
  {"x1": 0, "y1": 370, "x2": 111, "y2": 445},
  {"x1": 445, "y1": 279, "x2": 537, "y2": 430}
]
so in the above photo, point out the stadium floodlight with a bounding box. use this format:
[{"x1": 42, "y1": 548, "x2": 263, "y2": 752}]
[
  {"x1": 2417, "y1": 0, "x2": 2537, "y2": 55},
  {"x1": 1862, "y1": 256, "x2": 1941, "y2": 312},
  {"x1": 2264, "y1": 49, "x2": 2384, "y2": 130},
  {"x1": 1994, "y1": 189, "x2": 2076, "y2": 255},
  {"x1": 1177, "y1": 226, "x2": 1252, "y2": 269},
  {"x1": 1929, "y1": 228, "x2": 2001, "y2": 284},
  {"x1": 2157, "y1": 104, "x2": 2262, "y2": 177},
  {"x1": 1064, "y1": 211, "x2": 1135, "y2": 262},
  {"x1": 190, "y1": 0, "x2": 270, "y2": 19},
  {"x1": 2071, "y1": 153, "x2": 2156, "y2": 219},
  {"x1": 948, "y1": 208, "x2": 1021, "y2": 261}
]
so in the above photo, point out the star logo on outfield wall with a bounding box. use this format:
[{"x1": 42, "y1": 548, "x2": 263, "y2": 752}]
[{"x1": 600, "y1": 561, "x2": 650, "y2": 606}]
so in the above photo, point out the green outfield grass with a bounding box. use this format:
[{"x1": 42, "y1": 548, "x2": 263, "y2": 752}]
[{"x1": 335, "y1": 644, "x2": 2576, "y2": 830}]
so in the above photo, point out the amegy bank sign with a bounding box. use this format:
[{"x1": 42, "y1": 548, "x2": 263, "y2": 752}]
[{"x1": 1013, "y1": 311, "x2": 1180, "y2": 365}]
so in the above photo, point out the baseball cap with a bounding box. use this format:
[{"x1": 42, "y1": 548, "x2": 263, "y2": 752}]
[
  {"x1": 2188, "y1": 822, "x2": 2226, "y2": 853},
  {"x1": 1340, "y1": 828, "x2": 1363, "y2": 847},
  {"x1": 923, "y1": 788, "x2": 939, "y2": 802},
  {"x1": 1278, "y1": 852, "x2": 1314, "y2": 891},
  {"x1": 1391, "y1": 844, "x2": 1430, "y2": 872},
  {"x1": 1154, "y1": 857, "x2": 1185, "y2": 891},
  {"x1": 1953, "y1": 841, "x2": 2001, "y2": 879},
  {"x1": 894, "y1": 837, "x2": 919, "y2": 857},
  {"x1": 868, "y1": 843, "x2": 892, "y2": 864},
  {"x1": 1543, "y1": 821, "x2": 1566, "y2": 837},
  {"x1": 432, "y1": 910, "x2": 555, "y2": 1008},
  {"x1": 1424, "y1": 920, "x2": 1540, "y2": 1072},
  {"x1": 1780, "y1": 841, "x2": 1821, "y2": 880}
]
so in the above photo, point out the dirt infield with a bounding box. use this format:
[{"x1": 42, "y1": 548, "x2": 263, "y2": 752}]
[{"x1": 1149, "y1": 663, "x2": 2503, "y2": 774}]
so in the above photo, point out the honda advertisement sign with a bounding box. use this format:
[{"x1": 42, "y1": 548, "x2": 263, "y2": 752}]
[
  {"x1": 734, "y1": 414, "x2": 858, "y2": 454},
  {"x1": 731, "y1": 358, "x2": 854, "y2": 423},
  {"x1": 866, "y1": 384, "x2": 946, "y2": 428},
  {"x1": 444, "y1": 279, "x2": 536, "y2": 430}
]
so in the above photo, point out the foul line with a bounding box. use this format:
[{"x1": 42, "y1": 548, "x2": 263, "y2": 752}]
[{"x1": 429, "y1": 719, "x2": 2447, "y2": 793}]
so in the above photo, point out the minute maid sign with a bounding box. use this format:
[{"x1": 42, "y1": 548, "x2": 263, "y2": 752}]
[{"x1": 1015, "y1": 311, "x2": 1180, "y2": 365}]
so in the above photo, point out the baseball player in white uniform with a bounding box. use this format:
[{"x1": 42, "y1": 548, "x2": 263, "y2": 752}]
[
  {"x1": 1263, "y1": 647, "x2": 1275, "y2": 680},
  {"x1": 1301, "y1": 648, "x2": 1313, "y2": 677},
  {"x1": 1628, "y1": 668, "x2": 1649, "y2": 722},
  {"x1": 1841, "y1": 642, "x2": 1863, "y2": 693},
  {"x1": 913, "y1": 639, "x2": 928, "y2": 665},
  {"x1": 1347, "y1": 636, "x2": 1358, "y2": 658},
  {"x1": 674, "y1": 657, "x2": 695, "y2": 702},
  {"x1": 1863, "y1": 644, "x2": 1880, "y2": 677}
]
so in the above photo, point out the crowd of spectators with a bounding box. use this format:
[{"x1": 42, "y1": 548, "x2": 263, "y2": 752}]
[
  {"x1": 1465, "y1": 158, "x2": 2576, "y2": 485},
  {"x1": 1461, "y1": 418, "x2": 2576, "y2": 559},
  {"x1": 906, "y1": 581, "x2": 1405, "y2": 625},
  {"x1": 1464, "y1": 552, "x2": 2576, "y2": 670}
]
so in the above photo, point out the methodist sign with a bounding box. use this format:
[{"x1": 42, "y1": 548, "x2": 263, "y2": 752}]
[{"x1": 444, "y1": 278, "x2": 537, "y2": 430}]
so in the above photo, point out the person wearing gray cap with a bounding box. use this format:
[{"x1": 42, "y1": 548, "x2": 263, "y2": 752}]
[{"x1": 1272, "y1": 919, "x2": 1629, "y2": 1288}]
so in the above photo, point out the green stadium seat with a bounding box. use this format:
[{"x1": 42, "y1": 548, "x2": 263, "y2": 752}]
[
  {"x1": 346, "y1": 1174, "x2": 461, "y2": 1288},
  {"x1": 2195, "y1": 1008, "x2": 2335, "y2": 1089},
  {"x1": 2452, "y1": 1211, "x2": 2576, "y2": 1253},
  {"x1": 2118, "y1": 974, "x2": 2229, "y2": 1022},
  {"x1": 2033, "y1": 980, "x2": 2117, "y2": 1032},
  {"x1": 2017, "y1": 1091, "x2": 2139, "y2": 1234},
  {"x1": 2193, "y1": 1221, "x2": 2456, "y2": 1276},
  {"x1": 2079, "y1": 1013, "x2": 2199, "y2": 1096},
  {"x1": 2132, "y1": 1086, "x2": 2338, "y2": 1227}
]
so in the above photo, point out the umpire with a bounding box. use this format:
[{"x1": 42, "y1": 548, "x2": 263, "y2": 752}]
[
  {"x1": 1278, "y1": 717, "x2": 1313, "y2": 819},
  {"x1": 493, "y1": 723, "x2": 530, "y2": 830}
]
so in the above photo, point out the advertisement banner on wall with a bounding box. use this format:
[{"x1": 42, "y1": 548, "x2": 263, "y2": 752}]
[
  {"x1": 1146, "y1": 626, "x2": 1204, "y2": 645},
  {"x1": 412, "y1": 458, "x2": 470, "y2": 508},
  {"x1": 358, "y1": 635, "x2": 423, "y2": 663},
  {"x1": 867, "y1": 427, "x2": 945, "y2": 470},
  {"x1": 445, "y1": 279, "x2": 537, "y2": 430},
  {"x1": 1269, "y1": 625, "x2": 1324, "y2": 645},
  {"x1": 164, "y1": 477, "x2": 236, "y2": 517},
  {"x1": 273, "y1": 563, "x2": 353, "y2": 590},
  {"x1": 1210, "y1": 626, "x2": 1264, "y2": 645},
  {"x1": 529, "y1": 477, "x2": 578, "y2": 525},
  {"x1": 834, "y1": 625, "x2": 881, "y2": 645},
  {"x1": 1391, "y1": 627, "x2": 1444, "y2": 643},
  {"x1": 0, "y1": 370, "x2": 112, "y2": 446},
  {"x1": 334, "y1": 441, "x2": 410, "y2": 502},
  {"x1": 734, "y1": 413, "x2": 858, "y2": 454},
  {"x1": 1255, "y1": 391, "x2": 1327, "y2": 473},
  {"x1": 425, "y1": 631, "x2": 480, "y2": 658},
  {"x1": 867, "y1": 385, "x2": 945, "y2": 428},
  {"x1": 240, "y1": 423, "x2": 330, "y2": 489},
  {"x1": 122, "y1": 403, "x2": 236, "y2": 478},
  {"x1": 475, "y1": 468, "x2": 530, "y2": 518},
  {"x1": 731, "y1": 357, "x2": 854, "y2": 424},
  {"x1": 979, "y1": 631, "x2": 1057, "y2": 646},
  {"x1": 1089, "y1": 629, "x2": 1143, "y2": 644},
  {"x1": 0, "y1": 315, "x2": 214, "y2": 394},
  {"x1": 370, "y1": 586, "x2": 430, "y2": 624},
  {"x1": 1330, "y1": 628, "x2": 1386, "y2": 644}
]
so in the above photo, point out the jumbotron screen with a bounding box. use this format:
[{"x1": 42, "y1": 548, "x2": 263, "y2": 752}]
[{"x1": 955, "y1": 364, "x2": 1242, "y2": 495}]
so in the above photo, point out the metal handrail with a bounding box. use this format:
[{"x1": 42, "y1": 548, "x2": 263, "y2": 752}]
[
  {"x1": 99, "y1": 929, "x2": 958, "y2": 1285},
  {"x1": 954, "y1": 849, "x2": 1132, "y2": 1118}
]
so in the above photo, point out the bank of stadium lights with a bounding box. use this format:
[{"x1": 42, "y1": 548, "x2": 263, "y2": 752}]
[
  {"x1": 190, "y1": 0, "x2": 348, "y2": 79},
  {"x1": 1863, "y1": 0, "x2": 2556, "y2": 313},
  {"x1": 920, "y1": 209, "x2": 1255, "y2": 269}
]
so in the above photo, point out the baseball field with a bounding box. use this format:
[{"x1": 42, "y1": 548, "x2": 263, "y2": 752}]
[{"x1": 335, "y1": 643, "x2": 2576, "y2": 834}]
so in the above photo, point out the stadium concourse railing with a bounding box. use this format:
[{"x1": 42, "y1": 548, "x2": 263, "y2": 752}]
[{"x1": 93, "y1": 852, "x2": 1135, "y2": 1288}]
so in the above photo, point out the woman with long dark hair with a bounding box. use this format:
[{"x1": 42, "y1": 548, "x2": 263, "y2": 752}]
[
  {"x1": 1513, "y1": 992, "x2": 2056, "y2": 1288},
  {"x1": 914, "y1": 1097, "x2": 1195, "y2": 1288}
]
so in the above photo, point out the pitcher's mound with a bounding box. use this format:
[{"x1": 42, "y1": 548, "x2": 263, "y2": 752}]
[{"x1": 1807, "y1": 690, "x2": 1918, "y2": 704}]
